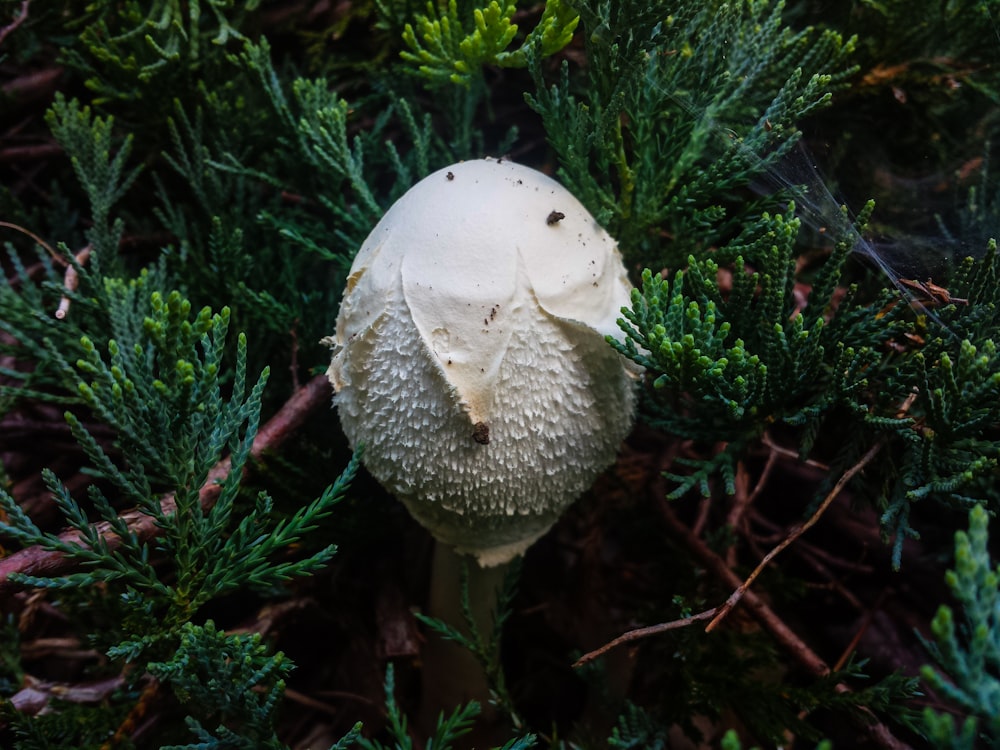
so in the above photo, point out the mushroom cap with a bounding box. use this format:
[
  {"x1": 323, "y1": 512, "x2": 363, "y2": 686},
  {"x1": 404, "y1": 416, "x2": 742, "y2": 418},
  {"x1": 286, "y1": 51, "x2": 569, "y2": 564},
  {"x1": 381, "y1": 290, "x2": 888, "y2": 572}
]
[{"x1": 328, "y1": 158, "x2": 637, "y2": 565}]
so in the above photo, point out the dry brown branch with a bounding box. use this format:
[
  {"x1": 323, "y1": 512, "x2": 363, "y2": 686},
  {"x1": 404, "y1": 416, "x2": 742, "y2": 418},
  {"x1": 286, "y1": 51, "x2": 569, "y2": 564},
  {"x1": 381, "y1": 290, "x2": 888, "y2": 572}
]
[
  {"x1": 0, "y1": 374, "x2": 333, "y2": 595},
  {"x1": 284, "y1": 687, "x2": 377, "y2": 714},
  {"x1": 656, "y1": 489, "x2": 830, "y2": 675},
  {"x1": 710, "y1": 393, "x2": 919, "y2": 631},
  {"x1": 11, "y1": 673, "x2": 127, "y2": 715},
  {"x1": 722, "y1": 459, "x2": 747, "y2": 565},
  {"x1": 573, "y1": 606, "x2": 720, "y2": 667},
  {"x1": 18, "y1": 636, "x2": 101, "y2": 661},
  {"x1": 691, "y1": 493, "x2": 713, "y2": 538},
  {"x1": 655, "y1": 486, "x2": 911, "y2": 750},
  {"x1": 725, "y1": 449, "x2": 780, "y2": 566},
  {"x1": 705, "y1": 439, "x2": 885, "y2": 633},
  {"x1": 1, "y1": 67, "x2": 61, "y2": 102},
  {"x1": 725, "y1": 457, "x2": 752, "y2": 530},
  {"x1": 0, "y1": 0, "x2": 29, "y2": 47},
  {"x1": 0, "y1": 221, "x2": 60, "y2": 264},
  {"x1": 750, "y1": 509, "x2": 875, "y2": 575},
  {"x1": 761, "y1": 432, "x2": 830, "y2": 471},
  {"x1": 0, "y1": 143, "x2": 64, "y2": 163},
  {"x1": 833, "y1": 590, "x2": 888, "y2": 672},
  {"x1": 691, "y1": 441, "x2": 729, "y2": 537},
  {"x1": 100, "y1": 677, "x2": 159, "y2": 750},
  {"x1": 576, "y1": 462, "x2": 911, "y2": 748}
]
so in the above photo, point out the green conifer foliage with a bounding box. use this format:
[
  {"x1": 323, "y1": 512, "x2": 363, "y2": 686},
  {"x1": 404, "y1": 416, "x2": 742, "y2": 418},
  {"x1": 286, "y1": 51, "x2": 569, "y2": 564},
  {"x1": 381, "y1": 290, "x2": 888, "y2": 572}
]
[
  {"x1": 401, "y1": 0, "x2": 578, "y2": 86},
  {"x1": 0, "y1": 277, "x2": 358, "y2": 747},
  {"x1": 61, "y1": 0, "x2": 262, "y2": 113},
  {"x1": 147, "y1": 621, "x2": 293, "y2": 750},
  {"x1": 921, "y1": 505, "x2": 1000, "y2": 748},
  {"x1": 609, "y1": 203, "x2": 885, "y2": 495},
  {"x1": 2, "y1": 0, "x2": 1000, "y2": 746},
  {"x1": 355, "y1": 664, "x2": 537, "y2": 750},
  {"x1": 0, "y1": 283, "x2": 358, "y2": 632},
  {"x1": 525, "y1": 0, "x2": 857, "y2": 266}
]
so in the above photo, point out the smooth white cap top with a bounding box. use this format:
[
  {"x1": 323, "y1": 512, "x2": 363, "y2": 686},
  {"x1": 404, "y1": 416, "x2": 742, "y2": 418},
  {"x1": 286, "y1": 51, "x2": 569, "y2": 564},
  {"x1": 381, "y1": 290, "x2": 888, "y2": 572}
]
[{"x1": 335, "y1": 158, "x2": 631, "y2": 423}]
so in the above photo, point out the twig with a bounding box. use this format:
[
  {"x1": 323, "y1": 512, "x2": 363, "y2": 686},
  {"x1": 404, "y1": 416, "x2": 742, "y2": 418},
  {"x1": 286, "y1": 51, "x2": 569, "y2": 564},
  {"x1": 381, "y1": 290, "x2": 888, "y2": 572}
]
[
  {"x1": 705, "y1": 439, "x2": 884, "y2": 633},
  {"x1": 656, "y1": 488, "x2": 911, "y2": 750},
  {"x1": 284, "y1": 686, "x2": 377, "y2": 713},
  {"x1": 833, "y1": 589, "x2": 888, "y2": 672},
  {"x1": 581, "y1": 445, "x2": 833, "y2": 674},
  {"x1": 713, "y1": 392, "x2": 918, "y2": 631},
  {"x1": 0, "y1": 0, "x2": 29, "y2": 47},
  {"x1": 732, "y1": 447, "x2": 778, "y2": 525},
  {"x1": 100, "y1": 677, "x2": 159, "y2": 750},
  {"x1": 691, "y1": 441, "x2": 728, "y2": 537},
  {"x1": 691, "y1": 493, "x2": 713, "y2": 538},
  {"x1": 761, "y1": 433, "x2": 829, "y2": 471},
  {"x1": 0, "y1": 221, "x2": 61, "y2": 264},
  {"x1": 750, "y1": 509, "x2": 875, "y2": 575},
  {"x1": 725, "y1": 450, "x2": 778, "y2": 566},
  {"x1": 574, "y1": 607, "x2": 719, "y2": 667},
  {"x1": 55, "y1": 245, "x2": 91, "y2": 320},
  {"x1": 11, "y1": 673, "x2": 127, "y2": 715},
  {"x1": 725, "y1": 458, "x2": 751, "y2": 530},
  {"x1": 0, "y1": 375, "x2": 333, "y2": 594},
  {"x1": 0, "y1": 419, "x2": 116, "y2": 445},
  {"x1": 0, "y1": 143, "x2": 64, "y2": 163},
  {"x1": 657, "y1": 491, "x2": 830, "y2": 675}
]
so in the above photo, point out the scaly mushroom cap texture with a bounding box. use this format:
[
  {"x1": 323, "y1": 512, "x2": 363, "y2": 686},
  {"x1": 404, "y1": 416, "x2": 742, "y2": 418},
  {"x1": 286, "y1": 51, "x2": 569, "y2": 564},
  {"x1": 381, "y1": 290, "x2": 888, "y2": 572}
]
[{"x1": 328, "y1": 157, "x2": 637, "y2": 566}]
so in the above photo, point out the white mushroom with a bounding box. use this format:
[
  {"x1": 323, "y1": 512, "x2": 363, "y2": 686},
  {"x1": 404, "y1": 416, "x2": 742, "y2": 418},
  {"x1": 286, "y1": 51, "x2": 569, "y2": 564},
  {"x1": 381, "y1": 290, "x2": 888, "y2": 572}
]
[{"x1": 328, "y1": 157, "x2": 638, "y2": 567}]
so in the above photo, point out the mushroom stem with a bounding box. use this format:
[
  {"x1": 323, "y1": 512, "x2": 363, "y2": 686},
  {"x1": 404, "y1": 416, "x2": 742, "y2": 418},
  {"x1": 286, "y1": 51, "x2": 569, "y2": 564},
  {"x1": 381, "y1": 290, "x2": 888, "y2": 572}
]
[{"x1": 420, "y1": 541, "x2": 511, "y2": 731}]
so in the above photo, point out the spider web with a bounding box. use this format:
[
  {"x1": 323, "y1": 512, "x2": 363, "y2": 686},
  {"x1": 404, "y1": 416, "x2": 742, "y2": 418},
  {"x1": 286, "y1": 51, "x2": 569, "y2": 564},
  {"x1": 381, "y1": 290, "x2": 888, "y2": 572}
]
[
  {"x1": 664, "y1": 83, "x2": 991, "y2": 339},
  {"x1": 584, "y1": 3, "x2": 1000, "y2": 337}
]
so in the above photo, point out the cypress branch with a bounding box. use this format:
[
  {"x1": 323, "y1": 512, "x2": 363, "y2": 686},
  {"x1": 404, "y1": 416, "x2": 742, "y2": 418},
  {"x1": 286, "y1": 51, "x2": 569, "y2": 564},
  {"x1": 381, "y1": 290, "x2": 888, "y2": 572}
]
[{"x1": 0, "y1": 374, "x2": 332, "y2": 594}]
